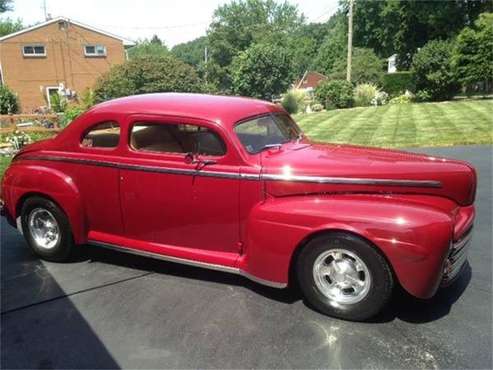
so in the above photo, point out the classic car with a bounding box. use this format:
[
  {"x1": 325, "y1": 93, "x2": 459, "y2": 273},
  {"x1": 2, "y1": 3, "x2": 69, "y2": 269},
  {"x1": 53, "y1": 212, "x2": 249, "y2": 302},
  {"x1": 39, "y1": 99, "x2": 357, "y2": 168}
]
[{"x1": 0, "y1": 93, "x2": 476, "y2": 321}]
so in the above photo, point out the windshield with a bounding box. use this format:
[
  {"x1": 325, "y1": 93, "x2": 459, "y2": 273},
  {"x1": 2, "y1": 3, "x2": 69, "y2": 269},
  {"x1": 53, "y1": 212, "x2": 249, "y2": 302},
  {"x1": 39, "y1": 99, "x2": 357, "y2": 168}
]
[{"x1": 234, "y1": 114, "x2": 302, "y2": 154}]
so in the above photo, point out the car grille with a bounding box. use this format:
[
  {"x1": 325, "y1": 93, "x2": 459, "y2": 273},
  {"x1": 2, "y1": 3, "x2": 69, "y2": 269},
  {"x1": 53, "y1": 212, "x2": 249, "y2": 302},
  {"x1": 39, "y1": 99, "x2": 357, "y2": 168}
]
[{"x1": 442, "y1": 226, "x2": 473, "y2": 285}]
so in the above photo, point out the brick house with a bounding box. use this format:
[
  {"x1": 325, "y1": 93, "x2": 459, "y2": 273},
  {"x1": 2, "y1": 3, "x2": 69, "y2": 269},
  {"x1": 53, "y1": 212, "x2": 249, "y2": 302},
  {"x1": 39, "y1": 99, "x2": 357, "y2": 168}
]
[
  {"x1": 293, "y1": 71, "x2": 328, "y2": 93},
  {"x1": 0, "y1": 17, "x2": 133, "y2": 112}
]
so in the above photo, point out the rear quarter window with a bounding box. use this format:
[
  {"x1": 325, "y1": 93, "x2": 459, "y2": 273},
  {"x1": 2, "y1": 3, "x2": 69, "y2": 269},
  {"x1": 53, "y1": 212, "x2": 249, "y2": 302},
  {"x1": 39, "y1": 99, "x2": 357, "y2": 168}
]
[{"x1": 81, "y1": 122, "x2": 120, "y2": 148}]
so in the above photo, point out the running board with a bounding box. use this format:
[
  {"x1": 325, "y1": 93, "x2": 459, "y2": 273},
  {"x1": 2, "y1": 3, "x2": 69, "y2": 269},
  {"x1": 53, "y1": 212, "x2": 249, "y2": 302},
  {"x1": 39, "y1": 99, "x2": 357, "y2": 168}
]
[{"x1": 88, "y1": 240, "x2": 287, "y2": 289}]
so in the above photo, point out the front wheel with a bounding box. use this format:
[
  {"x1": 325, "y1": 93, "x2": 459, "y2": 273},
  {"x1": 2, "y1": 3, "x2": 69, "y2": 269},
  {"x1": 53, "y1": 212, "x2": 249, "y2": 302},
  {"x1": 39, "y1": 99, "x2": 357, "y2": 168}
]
[
  {"x1": 21, "y1": 196, "x2": 75, "y2": 262},
  {"x1": 296, "y1": 232, "x2": 394, "y2": 321}
]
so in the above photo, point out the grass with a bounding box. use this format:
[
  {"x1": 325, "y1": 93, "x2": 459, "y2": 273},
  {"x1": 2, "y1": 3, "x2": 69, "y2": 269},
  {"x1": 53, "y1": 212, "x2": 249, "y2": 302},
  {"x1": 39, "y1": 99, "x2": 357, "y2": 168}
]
[
  {"x1": 295, "y1": 99, "x2": 493, "y2": 148},
  {"x1": 0, "y1": 156, "x2": 12, "y2": 179}
]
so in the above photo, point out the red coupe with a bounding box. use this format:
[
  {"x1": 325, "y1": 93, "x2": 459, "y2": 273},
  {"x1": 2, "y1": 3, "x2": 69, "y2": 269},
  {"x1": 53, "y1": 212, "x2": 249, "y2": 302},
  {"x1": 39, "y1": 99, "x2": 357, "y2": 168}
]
[{"x1": 0, "y1": 94, "x2": 476, "y2": 320}]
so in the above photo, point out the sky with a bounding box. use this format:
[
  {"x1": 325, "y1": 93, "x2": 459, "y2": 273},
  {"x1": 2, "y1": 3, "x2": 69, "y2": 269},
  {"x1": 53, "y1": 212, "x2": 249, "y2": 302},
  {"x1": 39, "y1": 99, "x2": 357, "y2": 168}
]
[{"x1": 3, "y1": 0, "x2": 339, "y2": 47}]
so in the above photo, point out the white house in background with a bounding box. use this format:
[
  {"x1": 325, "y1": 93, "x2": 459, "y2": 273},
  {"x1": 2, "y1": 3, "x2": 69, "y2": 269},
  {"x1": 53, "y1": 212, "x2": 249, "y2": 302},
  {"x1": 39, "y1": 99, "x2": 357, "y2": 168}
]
[{"x1": 387, "y1": 54, "x2": 397, "y2": 73}]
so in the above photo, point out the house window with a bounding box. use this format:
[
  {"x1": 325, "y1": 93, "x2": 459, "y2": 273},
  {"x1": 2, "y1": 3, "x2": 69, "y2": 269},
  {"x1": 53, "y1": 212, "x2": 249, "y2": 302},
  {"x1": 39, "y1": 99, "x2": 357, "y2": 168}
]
[
  {"x1": 23, "y1": 45, "x2": 46, "y2": 57},
  {"x1": 84, "y1": 45, "x2": 107, "y2": 57}
]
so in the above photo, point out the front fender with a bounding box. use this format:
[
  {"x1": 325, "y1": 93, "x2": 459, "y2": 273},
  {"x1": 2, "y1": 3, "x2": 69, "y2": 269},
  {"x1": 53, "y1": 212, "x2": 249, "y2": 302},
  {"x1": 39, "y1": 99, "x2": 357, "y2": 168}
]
[
  {"x1": 2, "y1": 162, "x2": 86, "y2": 244},
  {"x1": 239, "y1": 194, "x2": 455, "y2": 298}
]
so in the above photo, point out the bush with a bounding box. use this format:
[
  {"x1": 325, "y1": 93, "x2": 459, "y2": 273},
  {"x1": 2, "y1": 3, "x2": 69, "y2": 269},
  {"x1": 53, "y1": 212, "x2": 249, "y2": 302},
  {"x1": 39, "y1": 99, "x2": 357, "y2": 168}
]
[
  {"x1": 311, "y1": 103, "x2": 323, "y2": 112},
  {"x1": 281, "y1": 92, "x2": 299, "y2": 114},
  {"x1": 0, "y1": 85, "x2": 19, "y2": 114},
  {"x1": 281, "y1": 89, "x2": 309, "y2": 114},
  {"x1": 315, "y1": 80, "x2": 353, "y2": 109},
  {"x1": 94, "y1": 55, "x2": 204, "y2": 102},
  {"x1": 414, "y1": 90, "x2": 432, "y2": 102},
  {"x1": 49, "y1": 93, "x2": 68, "y2": 113},
  {"x1": 411, "y1": 40, "x2": 459, "y2": 101},
  {"x1": 372, "y1": 91, "x2": 389, "y2": 106},
  {"x1": 354, "y1": 83, "x2": 379, "y2": 107},
  {"x1": 389, "y1": 91, "x2": 414, "y2": 104},
  {"x1": 452, "y1": 12, "x2": 493, "y2": 92},
  {"x1": 382, "y1": 72, "x2": 415, "y2": 97},
  {"x1": 61, "y1": 106, "x2": 85, "y2": 127}
]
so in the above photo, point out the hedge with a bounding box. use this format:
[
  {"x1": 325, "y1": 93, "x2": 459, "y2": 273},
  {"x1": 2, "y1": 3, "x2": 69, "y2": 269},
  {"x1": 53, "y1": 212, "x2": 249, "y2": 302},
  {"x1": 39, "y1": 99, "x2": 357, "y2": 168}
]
[{"x1": 382, "y1": 72, "x2": 415, "y2": 96}]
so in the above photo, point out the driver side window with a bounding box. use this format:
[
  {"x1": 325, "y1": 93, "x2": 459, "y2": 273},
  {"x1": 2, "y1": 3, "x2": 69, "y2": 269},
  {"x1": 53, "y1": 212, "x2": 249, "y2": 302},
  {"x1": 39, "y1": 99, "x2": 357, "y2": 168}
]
[{"x1": 130, "y1": 122, "x2": 226, "y2": 156}]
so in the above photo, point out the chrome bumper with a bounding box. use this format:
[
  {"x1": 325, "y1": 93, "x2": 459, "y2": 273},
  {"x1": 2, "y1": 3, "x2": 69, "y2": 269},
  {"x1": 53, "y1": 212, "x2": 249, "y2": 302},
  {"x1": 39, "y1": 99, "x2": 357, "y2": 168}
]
[{"x1": 442, "y1": 226, "x2": 473, "y2": 285}]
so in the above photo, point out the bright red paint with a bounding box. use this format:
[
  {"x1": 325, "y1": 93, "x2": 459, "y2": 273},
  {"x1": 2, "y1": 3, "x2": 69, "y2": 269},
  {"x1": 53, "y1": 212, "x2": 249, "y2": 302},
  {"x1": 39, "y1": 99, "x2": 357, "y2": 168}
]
[{"x1": 0, "y1": 93, "x2": 476, "y2": 298}]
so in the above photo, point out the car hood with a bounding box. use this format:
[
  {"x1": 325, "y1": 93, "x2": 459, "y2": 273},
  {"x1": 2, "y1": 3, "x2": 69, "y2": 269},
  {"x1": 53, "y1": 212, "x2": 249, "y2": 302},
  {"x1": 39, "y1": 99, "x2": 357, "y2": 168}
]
[{"x1": 261, "y1": 142, "x2": 477, "y2": 206}]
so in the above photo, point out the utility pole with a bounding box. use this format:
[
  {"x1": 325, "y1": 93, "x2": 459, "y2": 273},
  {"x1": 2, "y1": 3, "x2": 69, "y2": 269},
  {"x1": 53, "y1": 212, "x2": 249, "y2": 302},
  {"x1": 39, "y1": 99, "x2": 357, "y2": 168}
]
[
  {"x1": 42, "y1": 0, "x2": 48, "y2": 21},
  {"x1": 346, "y1": 0, "x2": 354, "y2": 82},
  {"x1": 204, "y1": 46, "x2": 208, "y2": 83}
]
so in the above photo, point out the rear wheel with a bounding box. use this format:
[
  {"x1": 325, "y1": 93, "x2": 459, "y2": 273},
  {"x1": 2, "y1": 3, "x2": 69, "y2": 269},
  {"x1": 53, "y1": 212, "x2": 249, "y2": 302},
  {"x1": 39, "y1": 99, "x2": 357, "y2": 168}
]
[
  {"x1": 296, "y1": 232, "x2": 393, "y2": 321},
  {"x1": 21, "y1": 196, "x2": 75, "y2": 262}
]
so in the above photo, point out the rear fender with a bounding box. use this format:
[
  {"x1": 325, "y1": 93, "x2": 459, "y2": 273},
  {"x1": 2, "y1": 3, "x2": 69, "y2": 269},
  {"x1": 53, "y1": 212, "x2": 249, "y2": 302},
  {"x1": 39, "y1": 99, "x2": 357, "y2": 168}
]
[
  {"x1": 239, "y1": 194, "x2": 453, "y2": 298},
  {"x1": 2, "y1": 163, "x2": 86, "y2": 244}
]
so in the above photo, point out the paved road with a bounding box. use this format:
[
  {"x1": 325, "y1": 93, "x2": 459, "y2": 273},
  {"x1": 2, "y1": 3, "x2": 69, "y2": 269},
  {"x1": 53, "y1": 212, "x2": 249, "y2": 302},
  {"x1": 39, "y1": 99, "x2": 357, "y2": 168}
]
[{"x1": 1, "y1": 145, "x2": 492, "y2": 369}]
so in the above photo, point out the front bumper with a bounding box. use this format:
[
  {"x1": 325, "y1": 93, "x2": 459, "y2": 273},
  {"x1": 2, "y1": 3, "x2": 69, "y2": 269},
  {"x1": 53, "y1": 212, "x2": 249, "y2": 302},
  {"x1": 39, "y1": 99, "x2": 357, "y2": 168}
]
[{"x1": 441, "y1": 225, "x2": 473, "y2": 286}]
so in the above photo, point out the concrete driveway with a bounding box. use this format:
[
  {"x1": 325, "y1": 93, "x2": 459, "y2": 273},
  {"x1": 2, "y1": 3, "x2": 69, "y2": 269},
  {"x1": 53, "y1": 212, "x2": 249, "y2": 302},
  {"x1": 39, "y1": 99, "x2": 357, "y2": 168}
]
[{"x1": 1, "y1": 145, "x2": 492, "y2": 369}]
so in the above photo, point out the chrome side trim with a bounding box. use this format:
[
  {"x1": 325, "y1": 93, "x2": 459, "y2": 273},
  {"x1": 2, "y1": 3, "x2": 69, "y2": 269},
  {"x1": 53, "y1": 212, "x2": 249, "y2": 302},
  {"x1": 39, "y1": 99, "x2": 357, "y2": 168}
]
[
  {"x1": 240, "y1": 270, "x2": 287, "y2": 288},
  {"x1": 262, "y1": 173, "x2": 442, "y2": 188},
  {"x1": 21, "y1": 154, "x2": 442, "y2": 188},
  {"x1": 88, "y1": 240, "x2": 287, "y2": 289}
]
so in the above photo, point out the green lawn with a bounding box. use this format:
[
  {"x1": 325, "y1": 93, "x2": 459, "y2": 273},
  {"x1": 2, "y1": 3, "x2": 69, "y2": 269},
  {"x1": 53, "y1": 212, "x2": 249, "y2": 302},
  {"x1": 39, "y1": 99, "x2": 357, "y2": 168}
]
[
  {"x1": 0, "y1": 156, "x2": 12, "y2": 179},
  {"x1": 295, "y1": 99, "x2": 493, "y2": 148}
]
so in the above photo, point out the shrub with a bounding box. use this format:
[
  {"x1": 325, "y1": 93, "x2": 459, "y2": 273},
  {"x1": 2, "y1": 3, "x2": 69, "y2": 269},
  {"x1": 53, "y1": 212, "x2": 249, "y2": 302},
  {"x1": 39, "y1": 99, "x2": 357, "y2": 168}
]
[
  {"x1": 415, "y1": 90, "x2": 432, "y2": 102},
  {"x1": 372, "y1": 91, "x2": 389, "y2": 106},
  {"x1": 452, "y1": 12, "x2": 493, "y2": 92},
  {"x1": 281, "y1": 92, "x2": 299, "y2": 114},
  {"x1": 94, "y1": 55, "x2": 204, "y2": 102},
  {"x1": 49, "y1": 93, "x2": 68, "y2": 113},
  {"x1": 389, "y1": 91, "x2": 414, "y2": 104},
  {"x1": 0, "y1": 85, "x2": 19, "y2": 114},
  {"x1": 61, "y1": 106, "x2": 85, "y2": 127},
  {"x1": 382, "y1": 72, "x2": 415, "y2": 97},
  {"x1": 411, "y1": 40, "x2": 459, "y2": 101},
  {"x1": 315, "y1": 80, "x2": 353, "y2": 109},
  {"x1": 281, "y1": 89, "x2": 309, "y2": 114},
  {"x1": 311, "y1": 103, "x2": 323, "y2": 112},
  {"x1": 354, "y1": 83, "x2": 379, "y2": 107}
]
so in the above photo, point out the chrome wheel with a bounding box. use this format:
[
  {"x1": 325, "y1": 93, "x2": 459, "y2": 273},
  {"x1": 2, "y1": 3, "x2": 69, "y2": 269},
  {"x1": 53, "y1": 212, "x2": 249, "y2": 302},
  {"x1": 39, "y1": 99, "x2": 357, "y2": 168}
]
[
  {"x1": 313, "y1": 248, "x2": 371, "y2": 305},
  {"x1": 27, "y1": 208, "x2": 60, "y2": 250}
]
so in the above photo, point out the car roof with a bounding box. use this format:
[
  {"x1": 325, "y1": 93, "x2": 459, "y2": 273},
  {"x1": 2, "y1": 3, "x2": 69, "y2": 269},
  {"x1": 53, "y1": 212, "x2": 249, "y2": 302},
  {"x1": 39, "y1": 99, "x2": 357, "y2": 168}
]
[{"x1": 88, "y1": 93, "x2": 285, "y2": 128}]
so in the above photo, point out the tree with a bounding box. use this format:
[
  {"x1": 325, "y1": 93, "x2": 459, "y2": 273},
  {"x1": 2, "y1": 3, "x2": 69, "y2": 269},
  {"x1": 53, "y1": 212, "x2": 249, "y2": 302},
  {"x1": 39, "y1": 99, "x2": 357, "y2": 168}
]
[
  {"x1": 329, "y1": 48, "x2": 384, "y2": 86},
  {"x1": 0, "y1": 17, "x2": 23, "y2": 37},
  {"x1": 0, "y1": 0, "x2": 12, "y2": 13},
  {"x1": 311, "y1": 12, "x2": 347, "y2": 75},
  {"x1": 349, "y1": 0, "x2": 493, "y2": 69},
  {"x1": 411, "y1": 39, "x2": 459, "y2": 101},
  {"x1": 94, "y1": 55, "x2": 204, "y2": 102},
  {"x1": 127, "y1": 39, "x2": 169, "y2": 59},
  {"x1": 0, "y1": 85, "x2": 19, "y2": 114},
  {"x1": 207, "y1": 0, "x2": 303, "y2": 89},
  {"x1": 171, "y1": 36, "x2": 208, "y2": 67},
  {"x1": 230, "y1": 42, "x2": 295, "y2": 100},
  {"x1": 453, "y1": 12, "x2": 493, "y2": 90}
]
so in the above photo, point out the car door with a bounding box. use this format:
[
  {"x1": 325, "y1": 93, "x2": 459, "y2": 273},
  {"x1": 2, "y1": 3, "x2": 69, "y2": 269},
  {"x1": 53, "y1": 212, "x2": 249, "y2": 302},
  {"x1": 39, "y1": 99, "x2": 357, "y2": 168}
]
[{"x1": 119, "y1": 115, "x2": 240, "y2": 257}]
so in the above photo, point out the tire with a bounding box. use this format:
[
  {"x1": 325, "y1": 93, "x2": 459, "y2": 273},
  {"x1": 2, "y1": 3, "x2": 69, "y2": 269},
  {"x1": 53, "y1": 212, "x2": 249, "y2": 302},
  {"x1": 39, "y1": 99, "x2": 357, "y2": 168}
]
[
  {"x1": 296, "y1": 232, "x2": 393, "y2": 321},
  {"x1": 21, "y1": 196, "x2": 75, "y2": 262}
]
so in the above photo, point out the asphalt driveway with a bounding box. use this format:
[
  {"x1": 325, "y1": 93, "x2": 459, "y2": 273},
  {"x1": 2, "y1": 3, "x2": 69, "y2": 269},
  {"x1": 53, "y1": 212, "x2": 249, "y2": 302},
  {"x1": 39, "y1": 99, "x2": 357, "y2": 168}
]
[{"x1": 1, "y1": 145, "x2": 492, "y2": 369}]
